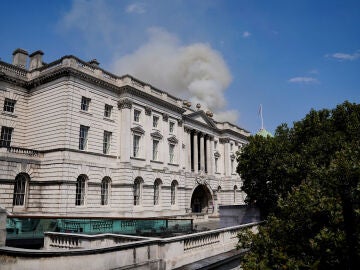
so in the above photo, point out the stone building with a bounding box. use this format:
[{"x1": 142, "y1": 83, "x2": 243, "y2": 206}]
[{"x1": 0, "y1": 48, "x2": 250, "y2": 218}]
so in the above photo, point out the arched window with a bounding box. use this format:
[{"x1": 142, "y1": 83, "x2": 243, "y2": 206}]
[
  {"x1": 101, "y1": 177, "x2": 111, "y2": 205},
  {"x1": 153, "y1": 179, "x2": 162, "y2": 205},
  {"x1": 171, "y1": 180, "x2": 178, "y2": 205},
  {"x1": 233, "y1": 185, "x2": 238, "y2": 203},
  {"x1": 75, "y1": 175, "x2": 87, "y2": 206},
  {"x1": 13, "y1": 173, "x2": 29, "y2": 206},
  {"x1": 133, "y1": 177, "x2": 142, "y2": 206}
]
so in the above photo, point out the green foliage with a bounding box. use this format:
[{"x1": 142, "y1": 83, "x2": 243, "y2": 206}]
[{"x1": 237, "y1": 101, "x2": 360, "y2": 269}]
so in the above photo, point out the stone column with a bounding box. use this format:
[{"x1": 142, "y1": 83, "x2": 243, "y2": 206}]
[
  {"x1": 222, "y1": 139, "x2": 230, "y2": 176},
  {"x1": 118, "y1": 99, "x2": 132, "y2": 162},
  {"x1": 193, "y1": 131, "x2": 198, "y2": 173},
  {"x1": 0, "y1": 207, "x2": 6, "y2": 247},
  {"x1": 199, "y1": 133, "x2": 205, "y2": 172},
  {"x1": 185, "y1": 127, "x2": 192, "y2": 172},
  {"x1": 206, "y1": 136, "x2": 212, "y2": 174}
]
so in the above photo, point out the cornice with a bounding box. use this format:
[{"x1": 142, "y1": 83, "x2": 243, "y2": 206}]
[
  {"x1": 150, "y1": 131, "x2": 163, "y2": 140},
  {"x1": 167, "y1": 135, "x2": 178, "y2": 144},
  {"x1": 131, "y1": 126, "x2": 145, "y2": 135}
]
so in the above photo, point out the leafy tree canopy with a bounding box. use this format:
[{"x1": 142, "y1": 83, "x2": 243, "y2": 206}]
[{"x1": 237, "y1": 101, "x2": 360, "y2": 269}]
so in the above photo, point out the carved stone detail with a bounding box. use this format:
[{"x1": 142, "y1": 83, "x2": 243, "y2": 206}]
[
  {"x1": 118, "y1": 98, "x2": 132, "y2": 110},
  {"x1": 168, "y1": 135, "x2": 178, "y2": 144},
  {"x1": 150, "y1": 131, "x2": 163, "y2": 140},
  {"x1": 230, "y1": 153, "x2": 236, "y2": 160},
  {"x1": 184, "y1": 126, "x2": 192, "y2": 133},
  {"x1": 162, "y1": 113, "x2": 169, "y2": 122},
  {"x1": 177, "y1": 119, "x2": 183, "y2": 127},
  {"x1": 214, "y1": 151, "x2": 221, "y2": 158},
  {"x1": 219, "y1": 138, "x2": 230, "y2": 144},
  {"x1": 131, "y1": 126, "x2": 145, "y2": 135},
  {"x1": 145, "y1": 106, "x2": 152, "y2": 116}
]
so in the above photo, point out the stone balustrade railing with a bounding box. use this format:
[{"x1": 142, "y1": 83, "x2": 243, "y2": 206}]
[
  {"x1": 44, "y1": 232, "x2": 149, "y2": 250},
  {"x1": 4, "y1": 146, "x2": 42, "y2": 157},
  {"x1": 0, "y1": 221, "x2": 262, "y2": 270}
]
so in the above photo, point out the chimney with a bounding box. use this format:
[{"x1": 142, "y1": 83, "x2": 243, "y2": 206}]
[
  {"x1": 88, "y1": 59, "x2": 100, "y2": 67},
  {"x1": 29, "y1": 50, "x2": 44, "y2": 70},
  {"x1": 12, "y1": 48, "x2": 28, "y2": 69}
]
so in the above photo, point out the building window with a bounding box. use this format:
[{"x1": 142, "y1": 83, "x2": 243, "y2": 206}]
[
  {"x1": 133, "y1": 178, "x2": 142, "y2": 205},
  {"x1": 169, "y1": 121, "x2": 175, "y2": 133},
  {"x1": 0, "y1": 126, "x2": 13, "y2": 147},
  {"x1": 171, "y1": 180, "x2": 177, "y2": 205},
  {"x1": 13, "y1": 173, "x2": 28, "y2": 206},
  {"x1": 133, "y1": 134, "x2": 140, "y2": 157},
  {"x1": 134, "y1": 109, "x2": 141, "y2": 122},
  {"x1": 215, "y1": 157, "x2": 218, "y2": 173},
  {"x1": 3, "y1": 98, "x2": 16, "y2": 113},
  {"x1": 230, "y1": 143, "x2": 233, "y2": 151},
  {"x1": 233, "y1": 185, "x2": 238, "y2": 203},
  {"x1": 101, "y1": 177, "x2": 110, "y2": 205},
  {"x1": 214, "y1": 141, "x2": 218, "y2": 150},
  {"x1": 153, "y1": 179, "x2": 161, "y2": 205},
  {"x1": 81, "y1": 96, "x2": 91, "y2": 111},
  {"x1": 231, "y1": 159, "x2": 234, "y2": 173},
  {"x1": 103, "y1": 131, "x2": 112, "y2": 154},
  {"x1": 75, "y1": 175, "x2": 87, "y2": 206},
  {"x1": 79, "y1": 125, "x2": 89, "y2": 150},
  {"x1": 104, "y1": 104, "x2": 112, "y2": 118},
  {"x1": 169, "y1": 144, "x2": 175, "y2": 163},
  {"x1": 152, "y1": 139, "x2": 159, "y2": 160},
  {"x1": 153, "y1": 115, "x2": 159, "y2": 128}
]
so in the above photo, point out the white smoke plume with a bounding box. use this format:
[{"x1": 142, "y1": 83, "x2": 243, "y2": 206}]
[{"x1": 113, "y1": 28, "x2": 238, "y2": 123}]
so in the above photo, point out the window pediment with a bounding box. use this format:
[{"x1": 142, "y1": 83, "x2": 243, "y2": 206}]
[
  {"x1": 131, "y1": 126, "x2": 145, "y2": 135},
  {"x1": 167, "y1": 135, "x2": 178, "y2": 144},
  {"x1": 151, "y1": 131, "x2": 163, "y2": 140}
]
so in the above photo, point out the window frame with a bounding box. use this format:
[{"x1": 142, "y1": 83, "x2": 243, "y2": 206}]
[
  {"x1": 81, "y1": 96, "x2": 91, "y2": 111},
  {"x1": 133, "y1": 178, "x2": 142, "y2": 206},
  {"x1": 152, "y1": 139, "x2": 159, "y2": 161},
  {"x1": 133, "y1": 134, "x2": 141, "y2": 157},
  {"x1": 215, "y1": 157, "x2": 219, "y2": 173},
  {"x1": 153, "y1": 115, "x2": 159, "y2": 128},
  {"x1": 169, "y1": 121, "x2": 175, "y2": 134},
  {"x1": 101, "y1": 177, "x2": 110, "y2": 206},
  {"x1": 103, "y1": 131, "x2": 112, "y2": 154},
  {"x1": 133, "y1": 109, "x2": 141, "y2": 122},
  {"x1": 104, "y1": 104, "x2": 113, "y2": 118},
  {"x1": 75, "y1": 175, "x2": 87, "y2": 206},
  {"x1": 153, "y1": 179, "x2": 161, "y2": 206},
  {"x1": 12, "y1": 173, "x2": 28, "y2": 206},
  {"x1": 169, "y1": 143, "x2": 175, "y2": 163},
  {"x1": 3, "y1": 98, "x2": 16, "y2": 113},
  {"x1": 0, "y1": 126, "x2": 13, "y2": 147},
  {"x1": 79, "y1": 125, "x2": 89, "y2": 150},
  {"x1": 170, "y1": 181, "x2": 177, "y2": 205}
]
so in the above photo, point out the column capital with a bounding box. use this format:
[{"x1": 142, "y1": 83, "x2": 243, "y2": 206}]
[
  {"x1": 145, "y1": 106, "x2": 152, "y2": 116},
  {"x1": 117, "y1": 98, "x2": 132, "y2": 110},
  {"x1": 219, "y1": 137, "x2": 230, "y2": 144},
  {"x1": 184, "y1": 126, "x2": 192, "y2": 133}
]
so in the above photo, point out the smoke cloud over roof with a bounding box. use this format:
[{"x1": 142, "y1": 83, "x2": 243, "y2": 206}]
[{"x1": 113, "y1": 28, "x2": 238, "y2": 123}]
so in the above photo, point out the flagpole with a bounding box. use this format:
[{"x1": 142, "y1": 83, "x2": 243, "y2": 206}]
[{"x1": 259, "y1": 104, "x2": 264, "y2": 130}]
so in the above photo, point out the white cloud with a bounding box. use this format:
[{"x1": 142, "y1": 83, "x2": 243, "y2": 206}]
[
  {"x1": 59, "y1": 0, "x2": 115, "y2": 45},
  {"x1": 326, "y1": 50, "x2": 360, "y2": 61},
  {"x1": 126, "y1": 3, "x2": 146, "y2": 14},
  {"x1": 288, "y1": 77, "x2": 319, "y2": 84},
  {"x1": 113, "y1": 27, "x2": 238, "y2": 122},
  {"x1": 242, "y1": 31, "x2": 251, "y2": 38}
]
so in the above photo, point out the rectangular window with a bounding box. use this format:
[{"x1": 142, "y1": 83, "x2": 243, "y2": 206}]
[
  {"x1": 214, "y1": 141, "x2": 218, "y2": 150},
  {"x1": 79, "y1": 125, "x2": 89, "y2": 150},
  {"x1": 0, "y1": 126, "x2": 13, "y2": 147},
  {"x1": 231, "y1": 159, "x2": 234, "y2": 173},
  {"x1": 3, "y1": 98, "x2": 16, "y2": 113},
  {"x1": 169, "y1": 144, "x2": 175, "y2": 163},
  {"x1": 153, "y1": 115, "x2": 159, "y2": 128},
  {"x1": 133, "y1": 134, "x2": 140, "y2": 157},
  {"x1": 104, "y1": 104, "x2": 112, "y2": 118},
  {"x1": 230, "y1": 143, "x2": 233, "y2": 151},
  {"x1": 215, "y1": 157, "x2": 218, "y2": 173},
  {"x1": 134, "y1": 109, "x2": 141, "y2": 122},
  {"x1": 103, "y1": 131, "x2": 112, "y2": 154},
  {"x1": 169, "y1": 121, "x2": 175, "y2": 133},
  {"x1": 81, "y1": 96, "x2": 91, "y2": 111},
  {"x1": 152, "y1": 140, "x2": 159, "y2": 160}
]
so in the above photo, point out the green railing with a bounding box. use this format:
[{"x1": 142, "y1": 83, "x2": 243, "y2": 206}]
[{"x1": 6, "y1": 217, "x2": 193, "y2": 242}]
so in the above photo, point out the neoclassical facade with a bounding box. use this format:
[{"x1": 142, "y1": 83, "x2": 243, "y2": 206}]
[{"x1": 0, "y1": 49, "x2": 250, "y2": 218}]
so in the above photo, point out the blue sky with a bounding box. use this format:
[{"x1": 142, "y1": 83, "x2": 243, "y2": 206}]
[{"x1": 1, "y1": 0, "x2": 359, "y2": 134}]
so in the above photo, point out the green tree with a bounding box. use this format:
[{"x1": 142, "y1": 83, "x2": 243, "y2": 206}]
[{"x1": 237, "y1": 101, "x2": 360, "y2": 269}]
